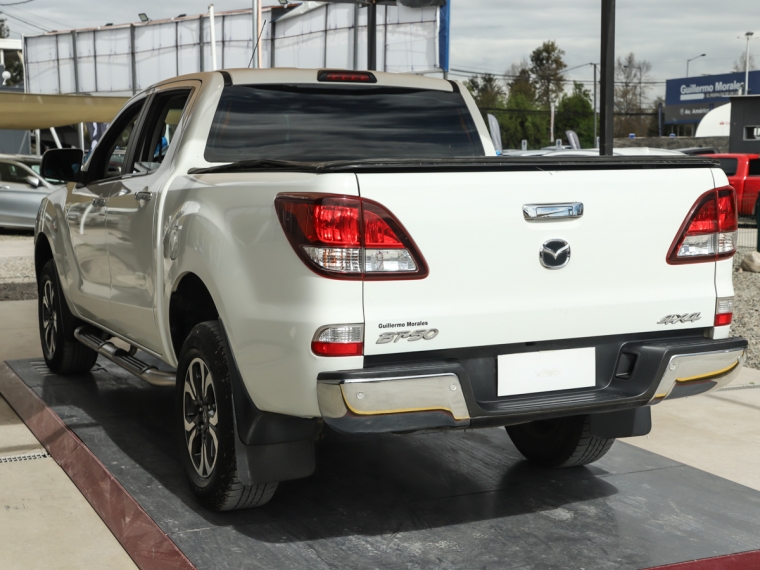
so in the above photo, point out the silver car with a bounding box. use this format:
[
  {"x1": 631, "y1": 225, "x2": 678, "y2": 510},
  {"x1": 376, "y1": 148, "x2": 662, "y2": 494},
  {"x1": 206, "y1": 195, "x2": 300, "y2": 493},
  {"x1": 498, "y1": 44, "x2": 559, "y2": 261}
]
[{"x1": 0, "y1": 154, "x2": 62, "y2": 229}]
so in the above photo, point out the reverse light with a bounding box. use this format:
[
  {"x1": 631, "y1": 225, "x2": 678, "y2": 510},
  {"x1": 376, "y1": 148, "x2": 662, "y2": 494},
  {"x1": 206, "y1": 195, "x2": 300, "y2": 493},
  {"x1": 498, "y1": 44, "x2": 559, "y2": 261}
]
[
  {"x1": 312, "y1": 325, "x2": 363, "y2": 356},
  {"x1": 667, "y1": 187, "x2": 738, "y2": 264},
  {"x1": 275, "y1": 193, "x2": 428, "y2": 280},
  {"x1": 714, "y1": 296, "x2": 734, "y2": 327}
]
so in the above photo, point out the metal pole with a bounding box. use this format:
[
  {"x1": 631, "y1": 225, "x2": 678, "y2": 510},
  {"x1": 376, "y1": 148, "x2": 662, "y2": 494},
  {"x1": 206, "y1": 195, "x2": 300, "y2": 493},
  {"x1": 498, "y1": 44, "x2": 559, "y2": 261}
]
[
  {"x1": 252, "y1": 0, "x2": 258, "y2": 68},
  {"x1": 352, "y1": 4, "x2": 359, "y2": 70},
  {"x1": 72, "y1": 31, "x2": 80, "y2": 94},
  {"x1": 550, "y1": 102, "x2": 555, "y2": 143},
  {"x1": 745, "y1": 32, "x2": 754, "y2": 95},
  {"x1": 49, "y1": 128, "x2": 62, "y2": 149},
  {"x1": 599, "y1": 0, "x2": 615, "y2": 156},
  {"x1": 78, "y1": 123, "x2": 85, "y2": 151},
  {"x1": 209, "y1": 4, "x2": 218, "y2": 71},
  {"x1": 130, "y1": 25, "x2": 137, "y2": 95},
  {"x1": 257, "y1": 0, "x2": 262, "y2": 68},
  {"x1": 35, "y1": 129, "x2": 41, "y2": 156},
  {"x1": 593, "y1": 63, "x2": 597, "y2": 144},
  {"x1": 367, "y1": 1, "x2": 377, "y2": 71}
]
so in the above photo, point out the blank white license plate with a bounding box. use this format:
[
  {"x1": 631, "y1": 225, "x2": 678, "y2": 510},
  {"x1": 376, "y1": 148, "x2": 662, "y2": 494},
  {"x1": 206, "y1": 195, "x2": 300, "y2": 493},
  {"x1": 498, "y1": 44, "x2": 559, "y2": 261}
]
[{"x1": 497, "y1": 347, "x2": 596, "y2": 397}]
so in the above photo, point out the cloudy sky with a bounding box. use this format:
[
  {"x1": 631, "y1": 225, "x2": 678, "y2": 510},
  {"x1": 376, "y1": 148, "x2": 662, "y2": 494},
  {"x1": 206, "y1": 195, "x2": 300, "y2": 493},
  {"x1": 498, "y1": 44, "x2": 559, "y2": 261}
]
[{"x1": 2, "y1": 0, "x2": 758, "y2": 99}]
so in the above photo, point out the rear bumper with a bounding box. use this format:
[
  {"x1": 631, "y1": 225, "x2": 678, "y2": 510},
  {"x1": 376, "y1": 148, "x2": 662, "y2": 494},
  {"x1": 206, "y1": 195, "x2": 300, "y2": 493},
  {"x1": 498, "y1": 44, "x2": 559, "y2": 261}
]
[{"x1": 317, "y1": 333, "x2": 747, "y2": 434}]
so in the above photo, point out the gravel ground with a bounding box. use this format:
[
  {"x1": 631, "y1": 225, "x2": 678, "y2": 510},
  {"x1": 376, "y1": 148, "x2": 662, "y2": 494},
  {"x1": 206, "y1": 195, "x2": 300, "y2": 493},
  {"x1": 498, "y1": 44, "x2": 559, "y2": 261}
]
[
  {"x1": 0, "y1": 229, "x2": 33, "y2": 241},
  {"x1": 0, "y1": 232, "x2": 36, "y2": 301},
  {"x1": 732, "y1": 253, "x2": 760, "y2": 369}
]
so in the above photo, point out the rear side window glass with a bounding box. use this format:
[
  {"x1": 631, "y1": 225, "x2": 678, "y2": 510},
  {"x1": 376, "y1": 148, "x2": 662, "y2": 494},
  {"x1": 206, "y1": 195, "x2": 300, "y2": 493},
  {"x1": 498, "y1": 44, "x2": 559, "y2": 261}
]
[
  {"x1": 204, "y1": 84, "x2": 484, "y2": 162},
  {"x1": 718, "y1": 158, "x2": 738, "y2": 176},
  {"x1": 131, "y1": 89, "x2": 191, "y2": 175},
  {"x1": 749, "y1": 159, "x2": 760, "y2": 177}
]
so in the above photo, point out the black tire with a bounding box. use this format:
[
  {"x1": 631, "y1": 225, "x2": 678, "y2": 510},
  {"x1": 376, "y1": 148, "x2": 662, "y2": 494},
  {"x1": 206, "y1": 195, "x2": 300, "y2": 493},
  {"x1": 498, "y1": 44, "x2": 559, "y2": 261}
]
[
  {"x1": 176, "y1": 321, "x2": 277, "y2": 511},
  {"x1": 38, "y1": 259, "x2": 99, "y2": 375},
  {"x1": 506, "y1": 415, "x2": 614, "y2": 468}
]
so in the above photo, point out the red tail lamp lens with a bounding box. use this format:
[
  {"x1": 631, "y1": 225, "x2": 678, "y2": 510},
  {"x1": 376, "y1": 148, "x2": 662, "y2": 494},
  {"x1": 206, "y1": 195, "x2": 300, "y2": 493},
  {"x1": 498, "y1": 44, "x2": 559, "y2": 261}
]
[
  {"x1": 717, "y1": 190, "x2": 738, "y2": 232},
  {"x1": 311, "y1": 341, "x2": 363, "y2": 356},
  {"x1": 363, "y1": 208, "x2": 404, "y2": 248},
  {"x1": 275, "y1": 193, "x2": 428, "y2": 280},
  {"x1": 686, "y1": 198, "x2": 717, "y2": 235},
  {"x1": 667, "y1": 186, "x2": 738, "y2": 264},
  {"x1": 714, "y1": 313, "x2": 733, "y2": 327}
]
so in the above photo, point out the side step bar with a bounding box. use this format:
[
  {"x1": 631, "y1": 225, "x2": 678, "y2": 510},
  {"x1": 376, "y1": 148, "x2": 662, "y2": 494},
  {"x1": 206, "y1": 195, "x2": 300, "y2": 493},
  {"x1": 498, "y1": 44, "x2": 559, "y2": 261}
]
[{"x1": 74, "y1": 326, "x2": 176, "y2": 388}]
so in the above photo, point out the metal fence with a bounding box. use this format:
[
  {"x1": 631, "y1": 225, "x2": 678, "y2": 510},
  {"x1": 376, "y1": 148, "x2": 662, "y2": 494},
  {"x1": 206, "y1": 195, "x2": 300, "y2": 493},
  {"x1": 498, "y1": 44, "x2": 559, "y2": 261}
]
[{"x1": 738, "y1": 217, "x2": 758, "y2": 253}]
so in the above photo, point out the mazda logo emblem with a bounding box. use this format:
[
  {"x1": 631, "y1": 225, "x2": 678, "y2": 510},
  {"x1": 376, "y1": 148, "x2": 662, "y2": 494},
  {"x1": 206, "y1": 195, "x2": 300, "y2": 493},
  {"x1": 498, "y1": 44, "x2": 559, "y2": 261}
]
[{"x1": 540, "y1": 239, "x2": 571, "y2": 270}]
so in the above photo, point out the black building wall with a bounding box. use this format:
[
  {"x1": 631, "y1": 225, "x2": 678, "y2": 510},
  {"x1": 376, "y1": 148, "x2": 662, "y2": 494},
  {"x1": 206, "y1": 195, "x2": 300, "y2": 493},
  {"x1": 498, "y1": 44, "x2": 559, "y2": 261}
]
[{"x1": 729, "y1": 96, "x2": 760, "y2": 154}]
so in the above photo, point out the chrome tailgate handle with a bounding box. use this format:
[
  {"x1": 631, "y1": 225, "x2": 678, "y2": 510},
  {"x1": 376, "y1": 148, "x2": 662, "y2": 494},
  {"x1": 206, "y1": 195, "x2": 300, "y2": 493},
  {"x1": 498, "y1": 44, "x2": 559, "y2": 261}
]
[{"x1": 523, "y1": 202, "x2": 583, "y2": 221}]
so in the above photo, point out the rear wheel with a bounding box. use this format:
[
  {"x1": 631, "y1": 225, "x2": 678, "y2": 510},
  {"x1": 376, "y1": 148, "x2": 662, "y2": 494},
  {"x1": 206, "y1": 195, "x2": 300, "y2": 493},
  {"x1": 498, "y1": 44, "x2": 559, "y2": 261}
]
[
  {"x1": 38, "y1": 259, "x2": 99, "y2": 374},
  {"x1": 506, "y1": 415, "x2": 614, "y2": 468},
  {"x1": 176, "y1": 321, "x2": 277, "y2": 510}
]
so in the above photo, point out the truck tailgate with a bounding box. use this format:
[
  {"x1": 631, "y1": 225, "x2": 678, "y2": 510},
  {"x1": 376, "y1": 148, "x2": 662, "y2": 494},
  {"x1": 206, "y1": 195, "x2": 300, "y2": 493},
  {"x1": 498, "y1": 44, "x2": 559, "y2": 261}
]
[{"x1": 359, "y1": 166, "x2": 718, "y2": 355}]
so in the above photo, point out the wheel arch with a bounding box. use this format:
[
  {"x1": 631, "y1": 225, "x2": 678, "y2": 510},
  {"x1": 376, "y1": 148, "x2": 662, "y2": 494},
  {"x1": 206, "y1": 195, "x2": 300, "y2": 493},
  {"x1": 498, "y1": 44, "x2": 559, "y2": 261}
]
[
  {"x1": 34, "y1": 232, "x2": 54, "y2": 281},
  {"x1": 169, "y1": 272, "x2": 220, "y2": 360}
]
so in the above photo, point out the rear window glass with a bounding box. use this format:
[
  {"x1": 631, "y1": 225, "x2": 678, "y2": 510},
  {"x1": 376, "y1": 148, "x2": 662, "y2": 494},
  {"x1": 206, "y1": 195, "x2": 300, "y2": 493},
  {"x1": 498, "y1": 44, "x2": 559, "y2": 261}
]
[
  {"x1": 749, "y1": 159, "x2": 760, "y2": 177},
  {"x1": 718, "y1": 158, "x2": 738, "y2": 176},
  {"x1": 204, "y1": 84, "x2": 484, "y2": 162}
]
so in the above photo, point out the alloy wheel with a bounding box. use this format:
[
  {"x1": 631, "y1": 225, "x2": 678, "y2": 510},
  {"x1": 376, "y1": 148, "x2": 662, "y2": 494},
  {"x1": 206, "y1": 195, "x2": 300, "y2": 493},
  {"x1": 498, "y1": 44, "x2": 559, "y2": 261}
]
[
  {"x1": 41, "y1": 279, "x2": 58, "y2": 356},
  {"x1": 183, "y1": 357, "x2": 219, "y2": 478}
]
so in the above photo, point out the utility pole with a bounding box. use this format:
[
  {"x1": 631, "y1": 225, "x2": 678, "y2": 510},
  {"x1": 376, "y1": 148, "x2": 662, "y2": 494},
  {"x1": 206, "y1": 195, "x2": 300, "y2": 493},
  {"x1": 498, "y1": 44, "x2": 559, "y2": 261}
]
[
  {"x1": 745, "y1": 32, "x2": 754, "y2": 95},
  {"x1": 251, "y1": 0, "x2": 258, "y2": 68},
  {"x1": 592, "y1": 63, "x2": 598, "y2": 145},
  {"x1": 209, "y1": 4, "x2": 217, "y2": 71},
  {"x1": 367, "y1": 0, "x2": 377, "y2": 71},
  {"x1": 599, "y1": 0, "x2": 615, "y2": 156}
]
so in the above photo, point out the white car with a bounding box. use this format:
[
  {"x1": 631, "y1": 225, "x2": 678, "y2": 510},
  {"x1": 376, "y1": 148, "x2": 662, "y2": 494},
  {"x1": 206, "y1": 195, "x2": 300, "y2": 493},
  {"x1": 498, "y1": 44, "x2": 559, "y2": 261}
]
[{"x1": 35, "y1": 68, "x2": 747, "y2": 510}]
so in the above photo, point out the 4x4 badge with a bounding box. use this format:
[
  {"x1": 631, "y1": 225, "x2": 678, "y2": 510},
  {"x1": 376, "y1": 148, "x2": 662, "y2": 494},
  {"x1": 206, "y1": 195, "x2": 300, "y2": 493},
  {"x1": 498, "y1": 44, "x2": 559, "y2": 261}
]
[{"x1": 657, "y1": 313, "x2": 701, "y2": 325}]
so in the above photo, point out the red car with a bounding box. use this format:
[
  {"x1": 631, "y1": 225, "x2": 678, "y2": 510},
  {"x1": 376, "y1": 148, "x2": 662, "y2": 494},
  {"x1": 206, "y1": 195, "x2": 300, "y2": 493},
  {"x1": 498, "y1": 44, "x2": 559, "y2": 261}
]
[{"x1": 713, "y1": 154, "x2": 760, "y2": 216}]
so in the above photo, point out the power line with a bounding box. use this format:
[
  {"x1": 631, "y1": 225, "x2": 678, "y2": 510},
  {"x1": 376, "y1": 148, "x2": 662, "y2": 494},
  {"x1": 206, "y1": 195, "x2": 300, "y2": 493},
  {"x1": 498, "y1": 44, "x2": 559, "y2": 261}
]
[
  {"x1": 0, "y1": 8, "x2": 49, "y2": 32},
  {"x1": 0, "y1": 0, "x2": 35, "y2": 5},
  {"x1": 1, "y1": 3, "x2": 70, "y2": 29}
]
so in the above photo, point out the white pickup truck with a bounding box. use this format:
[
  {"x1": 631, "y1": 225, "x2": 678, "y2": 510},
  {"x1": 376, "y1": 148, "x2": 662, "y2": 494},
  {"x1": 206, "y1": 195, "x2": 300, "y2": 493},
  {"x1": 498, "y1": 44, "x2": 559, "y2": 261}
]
[{"x1": 36, "y1": 68, "x2": 747, "y2": 511}]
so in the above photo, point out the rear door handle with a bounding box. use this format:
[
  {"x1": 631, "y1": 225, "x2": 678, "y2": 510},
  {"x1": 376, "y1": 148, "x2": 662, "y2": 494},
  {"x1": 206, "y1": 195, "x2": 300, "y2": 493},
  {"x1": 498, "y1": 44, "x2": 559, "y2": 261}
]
[
  {"x1": 523, "y1": 203, "x2": 583, "y2": 221},
  {"x1": 135, "y1": 190, "x2": 152, "y2": 202}
]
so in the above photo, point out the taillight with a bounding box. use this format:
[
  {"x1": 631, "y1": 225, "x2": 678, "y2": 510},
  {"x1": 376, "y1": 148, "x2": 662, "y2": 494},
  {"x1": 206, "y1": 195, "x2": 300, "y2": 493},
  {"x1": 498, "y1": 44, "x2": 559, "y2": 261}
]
[
  {"x1": 317, "y1": 70, "x2": 377, "y2": 83},
  {"x1": 275, "y1": 193, "x2": 428, "y2": 280},
  {"x1": 312, "y1": 325, "x2": 363, "y2": 356},
  {"x1": 667, "y1": 186, "x2": 737, "y2": 264},
  {"x1": 714, "y1": 297, "x2": 733, "y2": 327}
]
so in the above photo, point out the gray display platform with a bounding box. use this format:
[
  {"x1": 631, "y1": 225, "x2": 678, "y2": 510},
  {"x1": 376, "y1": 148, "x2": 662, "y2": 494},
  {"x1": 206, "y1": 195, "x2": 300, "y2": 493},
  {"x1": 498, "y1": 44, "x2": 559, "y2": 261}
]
[{"x1": 9, "y1": 357, "x2": 760, "y2": 570}]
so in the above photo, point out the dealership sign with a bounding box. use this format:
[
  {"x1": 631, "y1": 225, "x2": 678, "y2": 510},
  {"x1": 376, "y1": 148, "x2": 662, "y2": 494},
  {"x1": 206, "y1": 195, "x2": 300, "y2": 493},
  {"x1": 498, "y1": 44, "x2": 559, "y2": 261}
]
[{"x1": 666, "y1": 70, "x2": 760, "y2": 106}]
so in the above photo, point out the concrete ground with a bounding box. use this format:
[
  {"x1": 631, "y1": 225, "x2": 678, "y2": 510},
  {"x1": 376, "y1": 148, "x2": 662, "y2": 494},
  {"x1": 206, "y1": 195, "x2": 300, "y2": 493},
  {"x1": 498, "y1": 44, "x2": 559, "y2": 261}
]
[
  {"x1": 0, "y1": 299, "x2": 759, "y2": 568},
  {"x1": 0, "y1": 300, "x2": 137, "y2": 570}
]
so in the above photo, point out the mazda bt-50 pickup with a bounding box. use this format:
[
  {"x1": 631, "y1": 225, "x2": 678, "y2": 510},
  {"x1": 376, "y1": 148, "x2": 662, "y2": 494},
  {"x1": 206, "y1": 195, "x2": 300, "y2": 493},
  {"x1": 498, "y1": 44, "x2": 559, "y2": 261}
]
[{"x1": 35, "y1": 68, "x2": 747, "y2": 510}]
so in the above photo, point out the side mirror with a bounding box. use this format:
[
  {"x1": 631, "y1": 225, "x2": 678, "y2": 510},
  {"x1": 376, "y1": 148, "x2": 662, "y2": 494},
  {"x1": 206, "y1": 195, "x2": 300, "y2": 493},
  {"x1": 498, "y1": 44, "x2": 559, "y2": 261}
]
[
  {"x1": 40, "y1": 148, "x2": 83, "y2": 183},
  {"x1": 25, "y1": 175, "x2": 41, "y2": 188}
]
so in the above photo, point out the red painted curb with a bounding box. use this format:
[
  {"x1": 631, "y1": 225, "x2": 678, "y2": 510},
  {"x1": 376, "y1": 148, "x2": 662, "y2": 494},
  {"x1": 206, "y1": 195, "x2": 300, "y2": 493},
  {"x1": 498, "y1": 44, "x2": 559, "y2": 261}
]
[
  {"x1": 0, "y1": 362, "x2": 196, "y2": 570},
  {"x1": 647, "y1": 549, "x2": 760, "y2": 569}
]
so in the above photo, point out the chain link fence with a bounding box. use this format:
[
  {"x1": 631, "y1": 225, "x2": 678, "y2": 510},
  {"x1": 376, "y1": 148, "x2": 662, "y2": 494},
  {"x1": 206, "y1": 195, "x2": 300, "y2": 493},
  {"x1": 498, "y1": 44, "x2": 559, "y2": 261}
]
[{"x1": 738, "y1": 217, "x2": 758, "y2": 253}]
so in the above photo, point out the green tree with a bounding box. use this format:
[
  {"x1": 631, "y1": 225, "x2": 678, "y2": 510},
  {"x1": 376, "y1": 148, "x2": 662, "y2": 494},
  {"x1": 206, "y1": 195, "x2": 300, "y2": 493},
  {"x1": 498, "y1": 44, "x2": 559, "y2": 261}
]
[
  {"x1": 529, "y1": 40, "x2": 566, "y2": 109},
  {"x1": 507, "y1": 59, "x2": 536, "y2": 103},
  {"x1": 555, "y1": 82, "x2": 595, "y2": 148},
  {"x1": 464, "y1": 73, "x2": 505, "y2": 109},
  {"x1": 614, "y1": 52, "x2": 652, "y2": 137},
  {"x1": 0, "y1": 17, "x2": 9, "y2": 39},
  {"x1": 498, "y1": 90, "x2": 549, "y2": 150}
]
